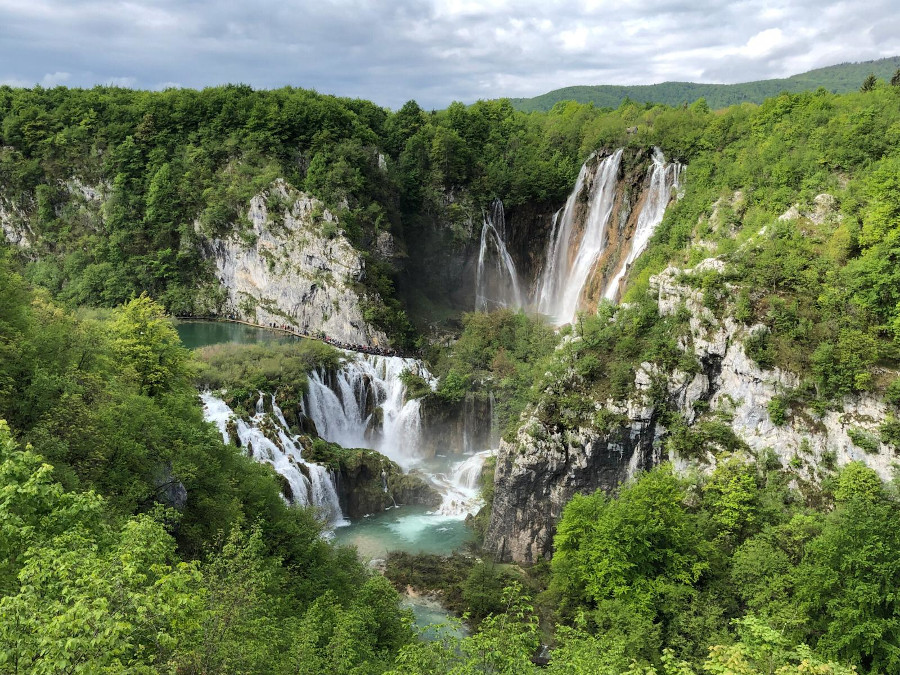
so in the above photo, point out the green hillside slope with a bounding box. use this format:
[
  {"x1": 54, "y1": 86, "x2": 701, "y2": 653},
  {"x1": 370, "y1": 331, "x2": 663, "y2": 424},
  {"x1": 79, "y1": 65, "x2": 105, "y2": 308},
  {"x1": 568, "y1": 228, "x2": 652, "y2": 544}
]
[{"x1": 510, "y1": 56, "x2": 900, "y2": 112}]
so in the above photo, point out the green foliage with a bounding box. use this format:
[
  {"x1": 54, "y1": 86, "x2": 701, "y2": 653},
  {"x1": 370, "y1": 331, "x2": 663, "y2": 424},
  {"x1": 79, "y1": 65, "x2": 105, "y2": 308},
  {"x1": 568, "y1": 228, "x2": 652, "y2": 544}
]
[
  {"x1": 767, "y1": 396, "x2": 788, "y2": 425},
  {"x1": 399, "y1": 368, "x2": 433, "y2": 400},
  {"x1": 431, "y1": 310, "x2": 559, "y2": 437},
  {"x1": 194, "y1": 339, "x2": 341, "y2": 415},
  {"x1": 885, "y1": 378, "x2": 900, "y2": 407},
  {"x1": 796, "y1": 464, "x2": 900, "y2": 672},
  {"x1": 860, "y1": 74, "x2": 878, "y2": 92},
  {"x1": 462, "y1": 562, "x2": 519, "y2": 624},
  {"x1": 847, "y1": 427, "x2": 881, "y2": 453},
  {"x1": 111, "y1": 293, "x2": 193, "y2": 396},
  {"x1": 389, "y1": 582, "x2": 540, "y2": 675},
  {"x1": 552, "y1": 466, "x2": 710, "y2": 628},
  {"x1": 290, "y1": 577, "x2": 414, "y2": 675},
  {"x1": 880, "y1": 414, "x2": 900, "y2": 447},
  {"x1": 545, "y1": 457, "x2": 900, "y2": 673},
  {"x1": 666, "y1": 420, "x2": 749, "y2": 461}
]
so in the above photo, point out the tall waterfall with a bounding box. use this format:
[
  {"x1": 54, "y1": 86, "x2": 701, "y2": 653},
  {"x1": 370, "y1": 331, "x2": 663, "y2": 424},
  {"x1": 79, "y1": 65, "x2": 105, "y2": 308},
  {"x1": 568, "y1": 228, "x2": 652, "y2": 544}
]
[
  {"x1": 475, "y1": 199, "x2": 524, "y2": 311},
  {"x1": 303, "y1": 353, "x2": 435, "y2": 470},
  {"x1": 202, "y1": 392, "x2": 347, "y2": 527},
  {"x1": 602, "y1": 148, "x2": 682, "y2": 302},
  {"x1": 535, "y1": 149, "x2": 624, "y2": 325}
]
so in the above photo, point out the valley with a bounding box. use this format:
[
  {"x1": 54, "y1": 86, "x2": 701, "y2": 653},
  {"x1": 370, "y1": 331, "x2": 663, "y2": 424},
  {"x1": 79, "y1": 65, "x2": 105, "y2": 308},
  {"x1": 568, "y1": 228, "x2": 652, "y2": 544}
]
[{"x1": 2, "y1": 73, "x2": 900, "y2": 673}]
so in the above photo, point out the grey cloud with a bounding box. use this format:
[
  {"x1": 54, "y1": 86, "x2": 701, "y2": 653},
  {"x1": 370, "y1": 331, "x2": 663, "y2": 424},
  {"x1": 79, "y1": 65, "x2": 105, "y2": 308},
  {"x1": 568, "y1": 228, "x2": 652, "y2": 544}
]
[{"x1": 0, "y1": 0, "x2": 897, "y2": 108}]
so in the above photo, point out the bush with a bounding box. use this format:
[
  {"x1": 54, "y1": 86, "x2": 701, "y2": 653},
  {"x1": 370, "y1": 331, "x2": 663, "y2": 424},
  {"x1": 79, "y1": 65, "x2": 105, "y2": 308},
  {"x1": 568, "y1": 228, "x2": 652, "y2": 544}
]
[
  {"x1": 768, "y1": 396, "x2": 788, "y2": 425},
  {"x1": 847, "y1": 427, "x2": 881, "y2": 453}
]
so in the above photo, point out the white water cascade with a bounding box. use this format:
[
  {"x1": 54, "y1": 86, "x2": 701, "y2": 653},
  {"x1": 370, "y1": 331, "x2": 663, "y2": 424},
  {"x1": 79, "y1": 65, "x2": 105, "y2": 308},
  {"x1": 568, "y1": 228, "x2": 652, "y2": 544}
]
[
  {"x1": 602, "y1": 147, "x2": 682, "y2": 302},
  {"x1": 303, "y1": 353, "x2": 435, "y2": 470},
  {"x1": 202, "y1": 392, "x2": 347, "y2": 527},
  {"x1": 475, "y1": 199, "x2": 524, "y2": 311},
  {"x1": 535, "y1": 149, "x2": 624, "y2": 325},
  {"x1": 436, "y1": 450, "x2": 494, "y2": 517}
]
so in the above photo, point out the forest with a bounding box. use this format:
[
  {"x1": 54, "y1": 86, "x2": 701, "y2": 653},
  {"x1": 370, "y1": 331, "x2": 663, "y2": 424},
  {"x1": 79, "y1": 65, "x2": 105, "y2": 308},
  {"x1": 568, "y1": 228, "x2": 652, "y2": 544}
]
[{"x1": 1, "y1": 69, "x2": 900, "y2": 673}]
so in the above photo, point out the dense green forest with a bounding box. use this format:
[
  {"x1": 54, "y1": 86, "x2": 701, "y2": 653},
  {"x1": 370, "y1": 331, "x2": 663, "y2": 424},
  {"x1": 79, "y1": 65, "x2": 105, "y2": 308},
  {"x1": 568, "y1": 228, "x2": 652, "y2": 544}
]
[
  {"x1": 510, "y1": 55, "x2": 900, "y2": 112},
  {"x1": 2, "y1": 69, "x2": 900, "y2": 674}
]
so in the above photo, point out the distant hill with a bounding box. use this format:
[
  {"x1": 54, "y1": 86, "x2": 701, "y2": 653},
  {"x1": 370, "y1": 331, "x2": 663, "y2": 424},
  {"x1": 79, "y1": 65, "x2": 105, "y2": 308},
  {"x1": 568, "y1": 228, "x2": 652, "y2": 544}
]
[{"x1": 509, "y1": 56, "x2": 900, "y2": 112}]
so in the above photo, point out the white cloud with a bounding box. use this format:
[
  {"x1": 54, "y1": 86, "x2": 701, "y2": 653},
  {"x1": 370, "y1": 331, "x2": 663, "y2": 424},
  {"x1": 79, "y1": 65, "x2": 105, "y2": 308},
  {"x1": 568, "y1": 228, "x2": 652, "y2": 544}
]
[
  {"x1": 742, "y1": 28, "x2": 788, "y2": 58},
  {"x1": 0, "y1": 0, "x2": 896, "y2": 107}
]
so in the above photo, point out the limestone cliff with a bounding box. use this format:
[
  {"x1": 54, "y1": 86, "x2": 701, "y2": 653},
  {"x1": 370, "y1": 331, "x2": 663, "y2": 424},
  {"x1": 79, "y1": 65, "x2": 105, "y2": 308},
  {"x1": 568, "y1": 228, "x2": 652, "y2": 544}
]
[
  {"x1": 200, "y1": 180, "x2": 388, "y2": 345},
  {"x1": 485, "y1": 257, "x2": 899, "y2": 564}
]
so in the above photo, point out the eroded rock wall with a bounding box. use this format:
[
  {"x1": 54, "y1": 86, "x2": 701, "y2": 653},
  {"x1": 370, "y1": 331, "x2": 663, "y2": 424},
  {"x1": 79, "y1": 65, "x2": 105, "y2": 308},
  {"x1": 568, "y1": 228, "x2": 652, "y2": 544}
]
[
  {"x1": 201, "y1": 180, "x2": 388, "y2": 345},
  {"x1": 485, "y1": 257, "x2": 898, "y2": 564}
]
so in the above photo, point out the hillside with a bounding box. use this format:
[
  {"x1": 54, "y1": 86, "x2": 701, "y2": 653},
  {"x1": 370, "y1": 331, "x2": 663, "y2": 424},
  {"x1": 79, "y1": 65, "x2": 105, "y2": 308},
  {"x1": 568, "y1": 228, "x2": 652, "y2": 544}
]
[{"x1": 509, "y1": 55, "x2": 900, "y2": 112}]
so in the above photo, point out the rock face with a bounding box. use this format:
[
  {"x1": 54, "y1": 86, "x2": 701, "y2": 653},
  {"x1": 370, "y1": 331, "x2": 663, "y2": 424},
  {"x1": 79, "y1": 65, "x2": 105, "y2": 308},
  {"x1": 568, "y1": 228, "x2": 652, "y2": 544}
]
[
  {"x1": 201, "y1": 180, "x2": 388, "y2": 345},
  {"x1": 0, "y1": 198, "x2": 32, "y2": 250},
  {"x1": 486, "y1": 419, "x2": 660, "y2": 564},
  {"x1": 310, "y1": 446, "x2": 442, "y2": 518},
  {"x1": 484, "y1": 256, "x2": 898, "y2": 564},
  {"x1": 2, "y1": 178, "x2": 106, "y2": 252}
]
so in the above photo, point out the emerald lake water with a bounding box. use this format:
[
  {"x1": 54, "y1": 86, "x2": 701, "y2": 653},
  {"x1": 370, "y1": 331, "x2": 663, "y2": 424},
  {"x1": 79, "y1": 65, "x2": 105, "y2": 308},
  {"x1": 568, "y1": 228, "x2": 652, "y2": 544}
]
[
  {"x1": 175, "y1": 319, "x2": 298, "y2": 350},
  {"x1": 332, "y1": 504, "x2": 473, "y2": 560}
]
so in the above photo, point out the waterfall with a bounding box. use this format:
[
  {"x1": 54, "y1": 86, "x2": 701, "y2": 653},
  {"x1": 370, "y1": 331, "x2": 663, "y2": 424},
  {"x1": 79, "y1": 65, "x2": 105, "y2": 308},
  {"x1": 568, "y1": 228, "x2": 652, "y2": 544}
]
[
  {"x1": 535, "y1": 149, "x2": 624, "y2": 325},
  {"x1": 475, "y1": 199, "x2": 524, "y2": 311},
  {"x1": 201, "y1": 392, "x2": 348, "y2": 527},
  {"x1": 488, "y1": 391, "x2": 497, "y2": 450},
  {"x1": 461, "y1": 392, "x2": 476, "y2": 455},
  {"x1": 303, "y1": 353, "x2": 435, "y2": 470},
  {"x1": 436, "y1": 450, "x2": 493, "y2": 516},
  {"x1": 602, "y1": 148, "x2": 682, "y2": 302},
  {"x1": 255, "y1": 392, "x2": 265, "y2": 414}
]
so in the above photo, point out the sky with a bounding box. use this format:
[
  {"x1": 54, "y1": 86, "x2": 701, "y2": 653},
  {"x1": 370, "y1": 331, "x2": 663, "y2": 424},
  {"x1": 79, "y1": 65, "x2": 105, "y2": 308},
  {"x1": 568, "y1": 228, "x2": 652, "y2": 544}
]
[{"x1": 1, "y1": 0, "x2": 898, "y2": 109}]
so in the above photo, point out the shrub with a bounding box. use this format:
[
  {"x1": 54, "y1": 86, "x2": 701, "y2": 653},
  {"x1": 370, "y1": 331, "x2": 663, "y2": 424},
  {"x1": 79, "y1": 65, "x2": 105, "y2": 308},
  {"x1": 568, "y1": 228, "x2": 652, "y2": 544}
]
[{"x1": 767, "y1": 396, "x2": 788, "y2": 425}]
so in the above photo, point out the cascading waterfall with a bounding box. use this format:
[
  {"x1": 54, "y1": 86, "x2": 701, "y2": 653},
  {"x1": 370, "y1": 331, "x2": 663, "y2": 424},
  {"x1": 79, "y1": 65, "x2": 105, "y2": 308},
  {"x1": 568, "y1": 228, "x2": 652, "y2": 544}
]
[
  {"x1": 602, "y1": 147, "x2": 682, "y2": 302},
  {"x1": 303, "y1": 352, "x2": 435, "y2": 470},
  {"x1": 436, "y1": 449, "x2": 493, "y2": 516},
  {"x1": 535, "y1": 149, "x2": 624, "y2": 325},
  {"x1": 202, "y1": 392, "x2": 347, "y2": 527},
  {"x1": 475, "y1": 199, "x2": 524, "y2": 311}
]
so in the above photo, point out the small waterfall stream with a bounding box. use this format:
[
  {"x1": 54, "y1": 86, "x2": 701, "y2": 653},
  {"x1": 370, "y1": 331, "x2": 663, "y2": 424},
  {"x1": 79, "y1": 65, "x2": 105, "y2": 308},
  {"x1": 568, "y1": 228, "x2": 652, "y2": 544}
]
[
  {"x1": 434, "y1": 450, "x2": 493, "y2": 517},
  {"x1": 202, "y1": 392, "x2": 348, "y2": 527},
  {"x1": 475, "y1": 199, "x2": 524, "y2": 311}
]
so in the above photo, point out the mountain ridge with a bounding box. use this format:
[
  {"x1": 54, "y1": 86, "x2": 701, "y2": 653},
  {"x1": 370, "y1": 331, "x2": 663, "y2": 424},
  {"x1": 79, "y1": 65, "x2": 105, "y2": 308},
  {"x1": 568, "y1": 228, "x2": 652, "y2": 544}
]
[{"x1": 509, "y1": 55, "x2": 900, "y2": 112}]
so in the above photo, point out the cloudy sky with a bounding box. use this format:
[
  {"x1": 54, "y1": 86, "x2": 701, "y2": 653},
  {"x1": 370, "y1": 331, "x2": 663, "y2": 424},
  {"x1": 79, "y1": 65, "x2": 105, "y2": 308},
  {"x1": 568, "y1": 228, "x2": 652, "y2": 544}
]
[{"x1": 1, "y1": 0, "x2": 898, "y2": 109}]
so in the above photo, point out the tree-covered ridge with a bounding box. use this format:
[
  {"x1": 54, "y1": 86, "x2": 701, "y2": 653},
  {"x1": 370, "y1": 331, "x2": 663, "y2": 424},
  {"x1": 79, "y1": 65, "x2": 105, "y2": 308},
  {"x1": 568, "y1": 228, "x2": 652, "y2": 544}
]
[
  {"x1": 509, "y1": 55, "x2": 900, "y2": 112},
  {"x1": 3, "y1": 75, "x2": 900, "y2": 346}
]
